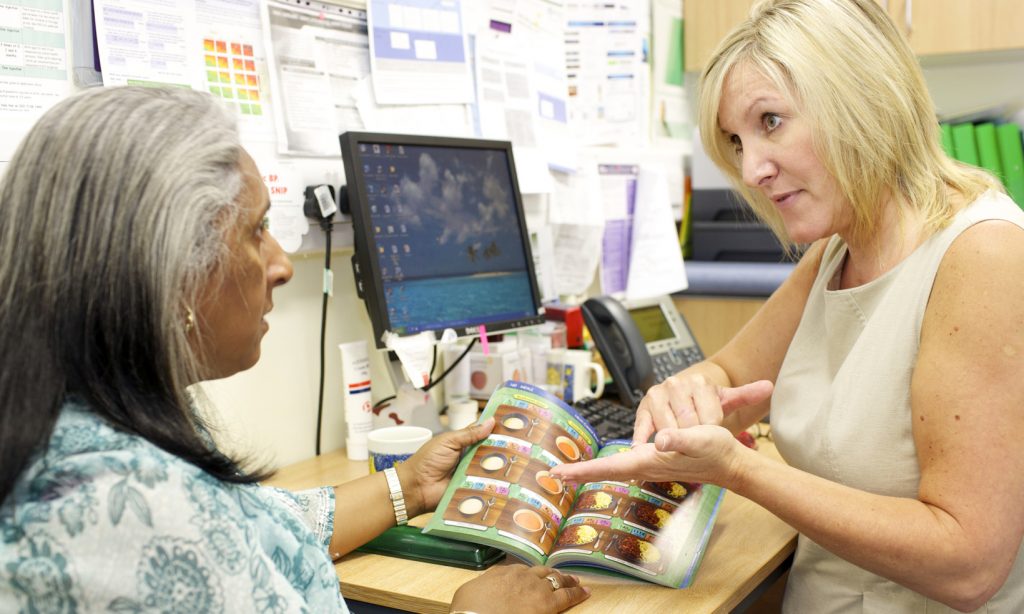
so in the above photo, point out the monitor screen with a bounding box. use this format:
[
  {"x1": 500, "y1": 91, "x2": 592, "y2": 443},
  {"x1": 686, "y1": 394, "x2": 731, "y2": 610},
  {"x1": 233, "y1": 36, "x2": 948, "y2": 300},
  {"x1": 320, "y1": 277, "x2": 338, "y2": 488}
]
[
  {"x1": 340, "y1": 132, "x2": 544, "y2": 348},
  {"x1": 628, "y1": 305, "x2": 676, "y2": 344}
]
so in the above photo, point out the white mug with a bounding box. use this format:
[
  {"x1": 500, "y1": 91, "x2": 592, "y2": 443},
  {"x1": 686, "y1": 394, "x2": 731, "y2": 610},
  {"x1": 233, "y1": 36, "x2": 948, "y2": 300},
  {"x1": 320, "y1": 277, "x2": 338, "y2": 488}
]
[
  {"x1": 442, "y1": 345, "x2": 472, "y2": 406},
  {"x1": 447, "y1": 398, "x2": 480, "y2": 431},
  {"x1": 366, "y1": 425, "x2": 432, "y2": 473},
  {"x1": 545, "y1": 349, "x2": 605, "y2": 404}
]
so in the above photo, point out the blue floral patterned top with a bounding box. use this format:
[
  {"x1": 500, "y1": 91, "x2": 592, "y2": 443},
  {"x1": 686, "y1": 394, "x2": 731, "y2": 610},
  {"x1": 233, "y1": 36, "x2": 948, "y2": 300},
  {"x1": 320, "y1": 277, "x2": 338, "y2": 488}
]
[{"x1": 0, "y1": 402, "x2": 348, "y2": 613}]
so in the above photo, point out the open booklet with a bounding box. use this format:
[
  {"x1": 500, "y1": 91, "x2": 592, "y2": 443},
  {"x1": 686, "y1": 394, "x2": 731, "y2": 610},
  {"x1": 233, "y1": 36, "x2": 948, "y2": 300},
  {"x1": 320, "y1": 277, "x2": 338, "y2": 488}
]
[{"x1": 423, "y1": 380, "x2": 725, "y2": 588}]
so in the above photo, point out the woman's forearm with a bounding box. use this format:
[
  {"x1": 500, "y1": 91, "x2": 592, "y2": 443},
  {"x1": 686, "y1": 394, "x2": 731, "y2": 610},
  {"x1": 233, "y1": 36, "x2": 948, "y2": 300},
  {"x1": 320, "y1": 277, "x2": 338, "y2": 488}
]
[
  {"x1": 326, "y1": 471, "x2": 398, "y2": 558},
  {"x1": 731, "y1": 450, "x2": 1008, "y2": 611}
]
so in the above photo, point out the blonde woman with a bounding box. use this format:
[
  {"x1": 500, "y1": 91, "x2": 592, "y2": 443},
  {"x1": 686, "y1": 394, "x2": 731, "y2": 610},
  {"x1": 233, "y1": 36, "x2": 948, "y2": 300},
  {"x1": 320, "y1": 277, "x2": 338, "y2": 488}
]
[{"x1": 555, "y1": 0, "x2": 1024, "y2": 611}]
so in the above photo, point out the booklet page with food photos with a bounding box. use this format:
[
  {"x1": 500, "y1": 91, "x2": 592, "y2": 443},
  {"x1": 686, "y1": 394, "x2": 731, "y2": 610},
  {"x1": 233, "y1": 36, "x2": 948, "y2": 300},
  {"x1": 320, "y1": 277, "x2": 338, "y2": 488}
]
[{"x1": 422, "y1": 380, "x2": 725, "y2": 588}]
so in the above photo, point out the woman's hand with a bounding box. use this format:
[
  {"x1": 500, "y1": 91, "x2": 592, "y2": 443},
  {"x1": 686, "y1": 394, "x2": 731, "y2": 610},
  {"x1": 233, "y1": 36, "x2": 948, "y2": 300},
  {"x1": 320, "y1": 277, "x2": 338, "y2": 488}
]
[
  {"x1": 552, "y1": 424, "x2": 746, "y2": 487},
  {"x1": 396, "y1": 418, "x2": 494, "y2": 517},
  {"x1": 450, "y1": 565, "x2": 589, "y2": 614},
  {"x1": 632, "y1": 375, "x2": 773, "y2": 445}
]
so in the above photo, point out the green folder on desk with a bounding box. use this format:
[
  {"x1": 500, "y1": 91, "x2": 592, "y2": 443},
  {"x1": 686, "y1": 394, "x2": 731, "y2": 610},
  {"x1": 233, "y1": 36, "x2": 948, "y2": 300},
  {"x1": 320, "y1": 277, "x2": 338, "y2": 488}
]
[{"x1": 356, "y1": 525, "x2": 505, "y2": 570}]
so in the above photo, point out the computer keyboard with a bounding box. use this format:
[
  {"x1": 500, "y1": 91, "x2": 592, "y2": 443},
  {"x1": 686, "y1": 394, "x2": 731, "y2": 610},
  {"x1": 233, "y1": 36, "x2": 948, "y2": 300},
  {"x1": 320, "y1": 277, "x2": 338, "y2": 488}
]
[{"x1": 573, "y1": 396, "x2": 636, "y2": 441}]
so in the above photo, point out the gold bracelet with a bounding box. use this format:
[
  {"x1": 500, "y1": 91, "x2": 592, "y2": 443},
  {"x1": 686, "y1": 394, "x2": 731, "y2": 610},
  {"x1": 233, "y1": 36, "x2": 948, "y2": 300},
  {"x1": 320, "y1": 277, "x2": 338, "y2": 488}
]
[{"x1": 383, "y1": 467, "x2": 408, "y2": 525}]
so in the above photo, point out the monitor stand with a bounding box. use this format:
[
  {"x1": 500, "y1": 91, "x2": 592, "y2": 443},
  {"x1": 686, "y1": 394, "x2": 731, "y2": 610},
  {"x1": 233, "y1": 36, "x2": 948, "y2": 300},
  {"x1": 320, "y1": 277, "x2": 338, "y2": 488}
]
[{"x1": 378, "y1": 355, "x2": 444, "y2": 434}]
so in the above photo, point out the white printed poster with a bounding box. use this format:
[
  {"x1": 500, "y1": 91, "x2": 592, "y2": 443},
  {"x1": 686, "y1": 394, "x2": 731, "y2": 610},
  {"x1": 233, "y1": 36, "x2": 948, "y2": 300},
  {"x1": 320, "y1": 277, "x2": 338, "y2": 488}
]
[
  {"x1": 91, "y1": 0, "x2": 276, "y2": 141},
  {"x1": 366, "y1": 0, "x2": 474, "y2": 105},
  {"x1": 0, "y1": 0, "x2": 71, "y2": 161},
  {"x1": 564, "y1": 0, "x2": 647, "y2": 146},
  {"x1": 262, "y1": 0, "x2": 369, "y2": 156},
  {"x1": 92, "y1": 0, "x2": 200, "y2": 88}
]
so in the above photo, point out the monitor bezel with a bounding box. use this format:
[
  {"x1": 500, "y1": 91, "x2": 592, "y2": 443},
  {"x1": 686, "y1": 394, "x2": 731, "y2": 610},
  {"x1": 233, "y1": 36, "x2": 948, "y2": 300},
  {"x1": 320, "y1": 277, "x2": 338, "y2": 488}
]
[{"x1": 340, "y1": 131, "x2": 546, "y2": 349}]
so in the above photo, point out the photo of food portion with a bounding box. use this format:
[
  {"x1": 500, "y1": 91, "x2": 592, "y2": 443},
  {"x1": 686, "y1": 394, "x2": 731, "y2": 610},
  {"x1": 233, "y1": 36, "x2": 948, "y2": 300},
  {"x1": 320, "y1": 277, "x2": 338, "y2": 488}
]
[
  {"x1": 492, "y1": 404, "x2": 547, "y2": 444},
  {"x1": 604, "y1": 530, "x2": 665, "y2": 575},
  {"x1": 571, "y1": 485, "x2": 628, "y2": 516},
  {"x1": 535, "y1": 470, "x2": 562, "y2": 496},
  {"x1": 638, "y1": 480, "x2": 691, "y2": 504},
  {"x1": 516, "y1": 459, "x2": 576, "y2": 515},
  {"x1": 557, "y1": 524, "x2": 598, "y2": 547},
  {"x1": 623, "y1": 497, "x2": 675, "y2": 533},
  {"x1": 495, "y1": 497, "x2": 558, "y2": 553},
  {"x1": 513, "y1": 508, "x2": 544, "y2": 533},
  {"x1": 488, "y1": 391, "x2": 597, "y2": 468},
  {"x1": 465, "y1": 444, "x2": 529, "y2": 482},
  {"x1": 554, "y1": 435, "x2": 580, "y2": 461},
  {"x1": 442, "y1": 487, "x2": 507, "y2": 529},
  {"x1": 531, "y1": 420, "x2": 593, "y2": 466},
  {"x1": 551, "y1": 519, "x2": 610, "y2": 554}
]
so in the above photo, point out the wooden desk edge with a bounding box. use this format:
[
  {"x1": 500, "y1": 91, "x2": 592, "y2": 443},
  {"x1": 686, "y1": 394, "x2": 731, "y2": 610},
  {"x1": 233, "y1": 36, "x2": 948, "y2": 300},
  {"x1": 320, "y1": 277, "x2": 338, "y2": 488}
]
[
  {"x1": 717, "y1": 542, "x2": 795, "y2": 613},
  {"x1": 340, "y1": 579, "x2": 450, "y2": 614}
]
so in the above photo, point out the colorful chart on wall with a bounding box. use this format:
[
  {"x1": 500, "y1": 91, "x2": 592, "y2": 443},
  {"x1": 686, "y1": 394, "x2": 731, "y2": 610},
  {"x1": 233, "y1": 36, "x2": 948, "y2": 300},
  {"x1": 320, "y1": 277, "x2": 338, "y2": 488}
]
[
  {"x1": 195, "y1": 0, "x2": 276, "y2": 142},
  {"x1": 201, "y1": 38, "x2": 262, "y2": 117}
]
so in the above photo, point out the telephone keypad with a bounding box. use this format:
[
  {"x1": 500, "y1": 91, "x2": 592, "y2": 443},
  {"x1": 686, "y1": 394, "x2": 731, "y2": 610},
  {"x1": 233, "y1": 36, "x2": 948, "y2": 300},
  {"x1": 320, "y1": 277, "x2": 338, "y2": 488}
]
[
  {"x1": 651, "y1": 345, "x2": 704, "y2": 384},
  {"x1": 575, "y1": 345, "x2": 704, "y2": 441}
]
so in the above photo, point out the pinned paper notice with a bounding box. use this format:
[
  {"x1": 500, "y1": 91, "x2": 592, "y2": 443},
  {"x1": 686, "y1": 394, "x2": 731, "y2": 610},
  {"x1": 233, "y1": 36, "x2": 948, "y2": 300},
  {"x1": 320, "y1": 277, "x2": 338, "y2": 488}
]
[
  {"x1": 382, "y1": 329, "x2": 457, "y2": 389},
  {"x1": 625, "y1": 168, "x2": 688, "y2": 300},
  {"x1": 259, "y1": 161, "x2": 309, "y2": 253}
]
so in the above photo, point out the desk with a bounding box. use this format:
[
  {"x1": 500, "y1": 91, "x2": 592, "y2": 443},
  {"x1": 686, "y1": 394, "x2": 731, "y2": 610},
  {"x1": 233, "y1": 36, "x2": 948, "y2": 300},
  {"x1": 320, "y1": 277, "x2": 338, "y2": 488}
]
[{"x1": 265, "y1": 441, "x2": 797, "y2": 614}]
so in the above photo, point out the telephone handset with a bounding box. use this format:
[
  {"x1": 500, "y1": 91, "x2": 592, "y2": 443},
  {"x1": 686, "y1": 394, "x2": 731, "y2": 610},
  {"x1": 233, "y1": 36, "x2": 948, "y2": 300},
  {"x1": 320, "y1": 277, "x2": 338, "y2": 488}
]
[
  {"x1": 581, "y1": 296, "x2": 655, "y2": 408},
  {"x1": 581, "y1": 294, "x2": 705, "y2": 408}
]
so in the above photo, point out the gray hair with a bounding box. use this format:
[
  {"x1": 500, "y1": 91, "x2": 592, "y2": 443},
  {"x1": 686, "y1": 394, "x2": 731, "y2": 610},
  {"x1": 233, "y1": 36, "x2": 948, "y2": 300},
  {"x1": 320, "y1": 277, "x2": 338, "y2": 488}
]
[{"x1": 0, "y1": 86, "x2": 250, "y2": 499}]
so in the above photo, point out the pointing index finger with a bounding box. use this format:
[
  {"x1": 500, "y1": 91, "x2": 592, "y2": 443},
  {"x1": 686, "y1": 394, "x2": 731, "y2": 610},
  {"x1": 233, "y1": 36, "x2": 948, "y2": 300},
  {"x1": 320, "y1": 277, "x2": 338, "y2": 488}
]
[
  {"x1": 632, "y1": 409, "x2": 655, "y2": 446},
  {"x1": 550, "y1": 453, "x2": 636, "y2": 483}
]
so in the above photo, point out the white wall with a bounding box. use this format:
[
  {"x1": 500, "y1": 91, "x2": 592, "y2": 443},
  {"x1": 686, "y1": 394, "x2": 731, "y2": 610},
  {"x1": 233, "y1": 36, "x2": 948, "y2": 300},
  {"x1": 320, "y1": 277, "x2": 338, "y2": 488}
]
[
  {"x1": 921, "y1": 51, "x2": 1024, "y2": 120},
  {"x1": 201, "y1": 247, "x2": 394, "y2": 469},
  {"x1": 201, "y1": 50, "x2": 1024, "y2": 472}
]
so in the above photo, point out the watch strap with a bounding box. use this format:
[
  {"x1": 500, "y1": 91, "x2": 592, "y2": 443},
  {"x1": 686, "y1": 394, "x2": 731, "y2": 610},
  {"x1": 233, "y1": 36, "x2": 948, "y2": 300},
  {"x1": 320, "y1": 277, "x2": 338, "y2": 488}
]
[{"x1": 383, "y1": 467, "x2": 408, "y2": 525}]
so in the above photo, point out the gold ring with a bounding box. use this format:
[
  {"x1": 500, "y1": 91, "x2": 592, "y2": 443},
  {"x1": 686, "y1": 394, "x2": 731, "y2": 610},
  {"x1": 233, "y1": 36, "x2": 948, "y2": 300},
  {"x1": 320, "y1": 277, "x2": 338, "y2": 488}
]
[{"x1": 545, "y1": 574, "x2": 561, "y2": 591}]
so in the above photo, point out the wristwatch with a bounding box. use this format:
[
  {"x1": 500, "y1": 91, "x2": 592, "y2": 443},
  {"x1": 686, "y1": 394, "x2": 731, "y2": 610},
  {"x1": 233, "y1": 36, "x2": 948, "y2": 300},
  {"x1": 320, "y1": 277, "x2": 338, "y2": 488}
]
[{"x1": 383, "y1": 467, "x2": 408, "y2": 525}]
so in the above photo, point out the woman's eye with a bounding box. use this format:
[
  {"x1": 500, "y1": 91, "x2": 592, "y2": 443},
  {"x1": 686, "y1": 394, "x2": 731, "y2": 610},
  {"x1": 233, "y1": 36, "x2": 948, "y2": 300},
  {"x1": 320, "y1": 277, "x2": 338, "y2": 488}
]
[
  {"x1": 258, "y1": 216, "x2": 270, "y2": 235},
  {"x1": 763, "y1": 113, "x2": 781, "y2": 132}
]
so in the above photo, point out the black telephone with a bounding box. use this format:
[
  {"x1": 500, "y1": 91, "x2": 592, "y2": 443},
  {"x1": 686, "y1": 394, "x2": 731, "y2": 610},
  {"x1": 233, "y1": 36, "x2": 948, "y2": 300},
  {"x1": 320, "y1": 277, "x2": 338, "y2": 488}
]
[{"x1": 581, "y1": 295, "x2": 705, "y2": 408}]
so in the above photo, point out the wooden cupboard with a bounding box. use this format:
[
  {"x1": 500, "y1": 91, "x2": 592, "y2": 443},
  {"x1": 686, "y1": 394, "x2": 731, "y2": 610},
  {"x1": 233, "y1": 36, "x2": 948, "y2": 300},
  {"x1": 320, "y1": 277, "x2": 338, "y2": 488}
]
[
  {"x1": 674, "y1": 296, "x2": 766, "y2": 356},
  {"x1": 886, "y1": 0, "x2": 1024, "y2": 57},
  {"x1": 683, "y1": 0, "x2": 755, "y2": 74},
  {"x1": 683, "y1": 0, "x2": 1024, "y2": 74}
]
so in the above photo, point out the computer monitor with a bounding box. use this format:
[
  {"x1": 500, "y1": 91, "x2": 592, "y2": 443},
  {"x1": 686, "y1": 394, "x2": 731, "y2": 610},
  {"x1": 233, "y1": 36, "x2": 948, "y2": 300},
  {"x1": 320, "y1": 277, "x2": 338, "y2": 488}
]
[{"x1": 340, "y1": 132, "x2": 545, "y2": 350}]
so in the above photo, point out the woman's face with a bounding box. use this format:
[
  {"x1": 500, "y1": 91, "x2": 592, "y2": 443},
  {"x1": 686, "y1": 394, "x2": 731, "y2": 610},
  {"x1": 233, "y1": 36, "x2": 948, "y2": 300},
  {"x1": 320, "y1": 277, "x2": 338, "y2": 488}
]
[
  {"x1": 717, "y1": 64, "x2": 849, "y2": 244},
  {"x1": 194, "y1": 150, "x2": 293, "y2": 380}
]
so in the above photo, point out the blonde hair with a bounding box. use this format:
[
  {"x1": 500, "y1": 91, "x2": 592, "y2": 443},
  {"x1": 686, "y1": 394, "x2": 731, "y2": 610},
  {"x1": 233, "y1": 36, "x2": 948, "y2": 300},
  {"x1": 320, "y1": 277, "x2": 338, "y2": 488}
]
[{"x1": 698, "y1": 0, "x2": 1002, "y2": 248}]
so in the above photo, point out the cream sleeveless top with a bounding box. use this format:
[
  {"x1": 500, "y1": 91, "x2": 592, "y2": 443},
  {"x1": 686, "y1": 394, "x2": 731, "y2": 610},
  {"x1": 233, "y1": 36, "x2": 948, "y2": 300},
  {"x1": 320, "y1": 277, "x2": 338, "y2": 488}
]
[{"x1": 771, "y1": 191, "x2": 1024, "y2": 613}]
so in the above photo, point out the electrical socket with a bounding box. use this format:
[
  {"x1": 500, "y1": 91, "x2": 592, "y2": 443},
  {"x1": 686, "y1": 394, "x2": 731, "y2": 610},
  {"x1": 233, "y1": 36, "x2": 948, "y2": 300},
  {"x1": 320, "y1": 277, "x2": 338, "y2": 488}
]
[{"x1": 303, "y1": 184, "x2": 336, "y2": 220}]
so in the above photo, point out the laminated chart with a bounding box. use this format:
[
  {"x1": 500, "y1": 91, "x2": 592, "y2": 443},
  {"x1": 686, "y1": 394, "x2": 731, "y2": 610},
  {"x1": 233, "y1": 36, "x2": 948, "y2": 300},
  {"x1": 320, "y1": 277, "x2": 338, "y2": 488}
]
[{"x1": 202, "y1": 38, "x2": 262, "y2": 117}]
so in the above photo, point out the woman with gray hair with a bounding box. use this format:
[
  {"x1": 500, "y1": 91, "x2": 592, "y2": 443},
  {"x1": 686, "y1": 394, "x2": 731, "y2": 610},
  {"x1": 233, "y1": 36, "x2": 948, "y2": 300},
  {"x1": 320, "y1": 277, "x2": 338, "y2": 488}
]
[
  {"x1": 555, "y1": 0, "x2": 1024, "y2": 611},
  {"x1": 0, "y1": 87, "x2": 589, "y2": 613}
]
